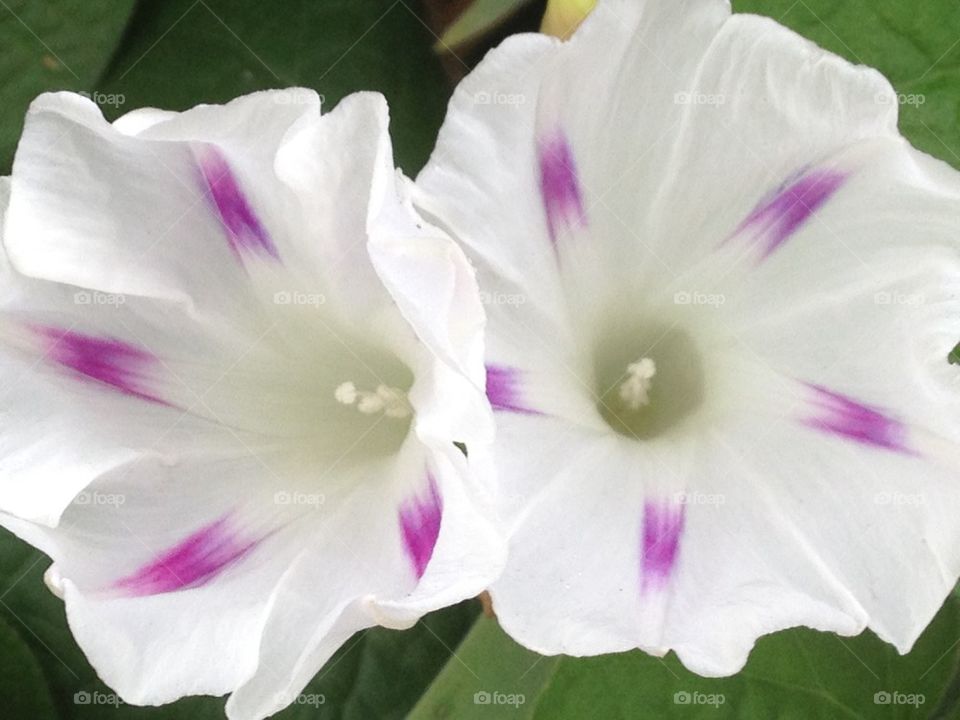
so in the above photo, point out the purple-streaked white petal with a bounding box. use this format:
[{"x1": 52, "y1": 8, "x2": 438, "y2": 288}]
[
  {"x1": 486, "y1": 364, "x2": 541, "y2": 415},
  {"x1": 399, "y1": 473, "x2": 443, "y2": 579},
  {"x1": 538, "y1": 128, "x2": 586, "y2": 245},
  {"x1": 640, "y1": 499, "x2": 685, "y2": 594},
  {"x1": 732, "y1": 168, "x2": 847, "y2": 258},
  {"x1": 34, "y1": 326, "x2": 165, "y2": 404},
  {"x1": 799, "y1": 383, "x2": 913, "y2": 454},
  {"x1": 196, "y1": 145, "x2": 279, "y2": 261},
  {"x1": 113, "y1": 514, "x2": 260, "y2": 596}
]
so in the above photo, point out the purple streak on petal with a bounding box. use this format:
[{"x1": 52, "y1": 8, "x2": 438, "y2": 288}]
[
  {"x1": 35, "y1": 326, "x2": 165, "y2": 404},
  {"x1": 486, "y1": 364, "x2": 541, "y2": 415},
  {"x1": 197, "y1": 146, "x2": 279, "y2": 261},
  {"x1": 800, "y1": 383, "x2": 914, "y2": 454},
  {"x1": 538, "y1": 128, "x2": 586, "y2": 245},
  {"x1": 733, "y1": 168, "x2": 847, "y2": 258},
  {"x1": 640, "y1": 499, "x2": 685, "y2": 594},
  {"x1": 114, "y1": 514, "x2": 259, "y2": 596},
  {"x1": 399, "y1": 473, "x2": 443, "y2": 579}
]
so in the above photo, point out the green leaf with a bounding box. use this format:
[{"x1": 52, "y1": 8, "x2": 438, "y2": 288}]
[
  {"x1": 408, "y1": 615, "x2": 560, "y2": 720},
  {"x1": 736, "y1": 0, "x2": 960, "y2": 169},
  {"x1": 0, "y1": 614, "x2": 58, "y2": 718},
  {"x1": 0, "y1": 0, "x2": 136, "y2": 171},
  {"x1": 413, "y1": 597, "x2": 960, "y2": 719},
  {"x1": 282, "y1": 599, "x2": 480, "y2": 720},
  {"x1": 96, "y1": 0, "x2": 451, "y2": 174},
  {"x1": 437, "y1": 0, "x2": 533, "y2": 50},
  {"x1": 0, "y1": 527, "x2": 479, "y2": 718}
]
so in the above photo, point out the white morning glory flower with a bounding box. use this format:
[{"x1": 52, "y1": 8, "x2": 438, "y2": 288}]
[
  {"x1": 414, "y1": 0, "x2": 960, "y2": 675},
  {"x1": 0, "y1": 89, "x2": 504, "y2": 719}
]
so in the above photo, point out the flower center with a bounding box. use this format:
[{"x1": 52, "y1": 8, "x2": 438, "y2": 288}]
[
  {"x1": 334, "y1": 381, "x2": 412, "y2": 419},
  {"x1": 593, "y1": 322, "x2": 704, "y2": 441}
]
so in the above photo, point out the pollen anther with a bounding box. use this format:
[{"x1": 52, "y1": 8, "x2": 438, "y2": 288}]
[
  {"x1": 618, "y1": 357, "x2": 656, "y2": 411},
  {"x1": 335, "y1": 381, "x2": 412, "y2": 419}
]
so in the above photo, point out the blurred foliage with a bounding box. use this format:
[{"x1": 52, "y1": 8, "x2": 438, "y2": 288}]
[
  {"x1": 0, "y1": 0, "x2": 136, "y2": 170},
  {"x1": 413, "y1": 609, "x2": 960, "y2": 719}
]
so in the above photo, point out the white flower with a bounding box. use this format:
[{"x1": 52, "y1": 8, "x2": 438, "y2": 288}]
[
  {"x1": 414, "y1": 0, "x2": 960, "y2": 675},
  {"x1": 0, "y1": 89, "x2": 504, "y2": 719}
]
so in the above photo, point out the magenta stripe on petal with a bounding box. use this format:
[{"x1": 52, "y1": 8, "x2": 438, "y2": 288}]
[
  {"x1": 800, "y1": 383, "x2": 913, "y2": 453},
  {"x1": 197, "y1": 146, "x2": 279, "y2": 260},
  {"x1": 734, "y1": 168, "x2": 847, "y2": 258},
  {"x1": 399, "y1": 473, "x2": 443, "y2": 579},
  {"x1": 35, "y1": 326, "x2": 164, "y2": 404},
  {"x1": 486, "y1": 364, "x2": 540, "y2": 414},
  {"x1": 114, "y1": 514, "x2": 259, "y2": 596},
  {"x1": 538, "y1": 128, "x2": 586, "y2": 244},
  {"x1": 640, "y1": 500, "x2": 685, "y2": 593}
]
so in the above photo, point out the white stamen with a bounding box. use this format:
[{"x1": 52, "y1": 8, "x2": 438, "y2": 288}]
[
  {"x1": 357, "y1": 393, "x2": 386, "y2": 414},
  {"x1": 335, "y1": 380, "x2": 411, "y2": 419},
  {"x1": 618, "y1": 357, "x2": 656, "y2": 411},
  {"x1": 334, "y1": 381, "x2": 357, "y2": 405}
]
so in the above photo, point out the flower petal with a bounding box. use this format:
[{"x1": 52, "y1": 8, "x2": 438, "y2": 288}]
[
  {"x1": 224, "y1": 441, "x2": 505, "y2": 720},
  {"x1": 0, "y1": 84, "x2": 504, "y2": 720},
  {"x1": 4, "y1": 91, "x2": 319, "y2": 315},
  {"x1": 417, "y1": 0, "x2": 960, "y2": 676}
]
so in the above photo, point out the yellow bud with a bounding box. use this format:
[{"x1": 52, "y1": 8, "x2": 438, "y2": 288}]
[{"x1": 541, "y1": 0, "x2": 597, "y2": 39}]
